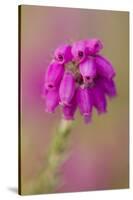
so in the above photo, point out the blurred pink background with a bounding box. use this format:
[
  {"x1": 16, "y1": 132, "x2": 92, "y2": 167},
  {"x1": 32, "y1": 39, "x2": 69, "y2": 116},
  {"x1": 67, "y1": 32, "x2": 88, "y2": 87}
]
[{"x1": 20, "y1": 5, "x2": 129, "y2": 193}]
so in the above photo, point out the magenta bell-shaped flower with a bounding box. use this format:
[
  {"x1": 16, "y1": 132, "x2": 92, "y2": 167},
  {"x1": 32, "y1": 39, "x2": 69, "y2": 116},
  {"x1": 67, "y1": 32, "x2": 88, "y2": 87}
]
[
  {"x1": 85, "y1": 38, "x2": 103, "y2": 55},
  {"x1": 45, "y1": 89, "x2": 60, "y2": 113},
  {"x1": 98, "y1": 78, "x2": 117, "y2": 98},
  {"x1": 54, "y1": 44, "x2": 73, "y2": 64},
  {"x1": 91, "y1": 85, "x2": 107, "y2": 114},
  {"x1": 77, "y1": 87, "x2": 93, "y2": 123},
  {"x1": 95, "y1": 55, "x2": 116, "y2": 80},
  {"x1": 62, "y1": 94, "x2": 77, "y2": 120},
  {"x1": 71, "y1": 40, "x2": 87, "y2": 63},
  {"x1": 79, "y1": 57, "x2": 97, "y2": 84},
  {"x1": 45, "y1": 61, "x2": 64, "y2": 90},
  {"x1": 59, "y1": 72, "x2": 75, "y2": 106}
]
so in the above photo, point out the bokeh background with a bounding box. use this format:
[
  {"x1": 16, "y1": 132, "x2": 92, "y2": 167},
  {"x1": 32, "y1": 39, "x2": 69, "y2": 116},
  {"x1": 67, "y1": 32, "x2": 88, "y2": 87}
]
[{"x1": 20, "y1": 5, "x2": 129, "y2": 194}]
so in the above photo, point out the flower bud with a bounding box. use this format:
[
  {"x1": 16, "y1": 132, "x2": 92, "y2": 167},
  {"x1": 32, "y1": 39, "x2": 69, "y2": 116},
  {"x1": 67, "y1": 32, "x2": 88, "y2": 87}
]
[
  {"x1": 95, "y1": 55, "x2": 116, "y2": 79},
  {"x1": 59, "y1": 72, "x2": 75, "y2": 106},
  {"x1": 45, "y1": 61, "x2": 64, "y2": 90}
]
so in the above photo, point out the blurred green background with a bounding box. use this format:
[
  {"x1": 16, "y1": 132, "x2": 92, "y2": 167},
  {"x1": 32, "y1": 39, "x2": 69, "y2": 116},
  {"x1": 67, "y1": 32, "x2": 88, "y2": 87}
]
[{"x1": 20, "y1": 5, "x2": 129, "y2": 193}]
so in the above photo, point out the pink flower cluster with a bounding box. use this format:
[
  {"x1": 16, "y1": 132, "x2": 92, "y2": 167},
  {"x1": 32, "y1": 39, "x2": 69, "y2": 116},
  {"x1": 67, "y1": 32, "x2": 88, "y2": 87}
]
[{"x1": 43, "y1": 39, "x2": 116, "y2": 123}]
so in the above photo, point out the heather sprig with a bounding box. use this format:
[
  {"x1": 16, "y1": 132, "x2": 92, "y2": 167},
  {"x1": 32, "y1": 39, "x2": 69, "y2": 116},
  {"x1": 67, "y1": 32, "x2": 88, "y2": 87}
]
[
  {"x1": 43, "y1": 38, "x2": 116, "y2": 123},
  {"x1": 22, "y1": 39, "x2": 117, "y2": 194}
]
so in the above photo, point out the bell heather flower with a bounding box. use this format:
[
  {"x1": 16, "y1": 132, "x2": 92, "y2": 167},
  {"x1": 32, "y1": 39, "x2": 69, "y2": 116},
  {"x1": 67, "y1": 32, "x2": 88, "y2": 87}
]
[
  {"x1": 91, "y1": 84, "x2": 107, "y2": 114},
  {"x1": 54, "y1": 44, "x2": 73, "y2": 64},
  {"x1": 85, "y1": 38, "x2": 103, "y2": 55},
  {"x1": 45, "y1": 61, "x2": 64, "y2": 90},
  {"x1": 97, "y1": 78, "x2": 117, "y2": 98},
  {"x1": 45, "y1": 89, "x2": 59, "y2": 113},
  {"x1": 43, "y1": 38, "x2": 117, "y2": 123},
  {"x1": 71, "y1": 40, "x2": 87, "y2": 63},
  {"x1": 79, "y1": 57, "x2": 97, "y2": 84},
  {"x1": 95, "y1": 55, "x2": 116, "y2": 79},
  {"x1": 59, "y1": 72, "x2": 75, "y2": 106},
  {"x1": 62, "y1": 94, "x2": 77, "y2": 120},
  {"x1": 77, "y1": 87, "x2": 92, "y2": 123}
]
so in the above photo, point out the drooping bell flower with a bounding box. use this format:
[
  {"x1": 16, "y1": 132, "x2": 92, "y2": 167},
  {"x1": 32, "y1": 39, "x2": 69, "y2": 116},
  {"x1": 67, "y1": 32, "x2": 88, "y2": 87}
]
[
  {"x1": 91, "y1": 84, "x2": 107, "y2": 114},
  {"x1": 54, "y1": 44, "x2": 73, "y2": 64},
  {"x1": 45, "y1": 89, "x2": 60, "y2": 113},
  {"x1": 97, "y1": 78, "x2": 117, "y2": 98},
  {"x1": 59, "y1": 72, "x2": 75, "y2": 106},
  {"x1": 85, "y1": 38, "x2": 103, "y2": 55},
  {"x1": 71, "y1": 40, "x2": 87, "y2": 63},
  {"x1": 62, "y1": 93, "x2": 77, "y2": 120},
  {"x1": 95, "y1": 55, "x2": 116, "y2": 80},
  {"x1": 77, "y1": 87, "x2": 93, "y2": 123},
  {"x1": 79, "y1": 57, "x2": 97, "y2": 84},
  {"x1": 45, "y1": 61, "x2": 64, "y2": 90}
]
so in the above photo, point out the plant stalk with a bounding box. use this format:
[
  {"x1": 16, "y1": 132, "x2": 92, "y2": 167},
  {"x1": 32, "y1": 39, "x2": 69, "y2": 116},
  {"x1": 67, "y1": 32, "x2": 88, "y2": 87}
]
[{"x1": 22, "y1": 119, "x2": 73, "y2": 195}]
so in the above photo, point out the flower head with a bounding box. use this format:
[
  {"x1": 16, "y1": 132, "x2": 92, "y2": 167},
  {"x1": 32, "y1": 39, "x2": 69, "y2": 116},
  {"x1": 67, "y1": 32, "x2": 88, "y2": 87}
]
[{"x1": 43, "y1": 38, "x2": 117, "y2": 123}]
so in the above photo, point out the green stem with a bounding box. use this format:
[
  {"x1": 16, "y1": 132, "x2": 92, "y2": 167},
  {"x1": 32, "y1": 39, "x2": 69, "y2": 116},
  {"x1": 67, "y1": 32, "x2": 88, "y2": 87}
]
[{"x1": 23, "y1": 119, "x2": 73, "y2": 195}]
